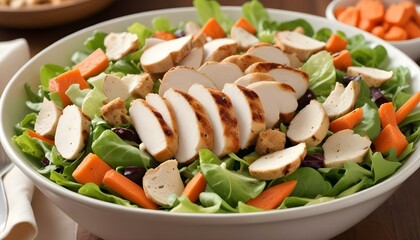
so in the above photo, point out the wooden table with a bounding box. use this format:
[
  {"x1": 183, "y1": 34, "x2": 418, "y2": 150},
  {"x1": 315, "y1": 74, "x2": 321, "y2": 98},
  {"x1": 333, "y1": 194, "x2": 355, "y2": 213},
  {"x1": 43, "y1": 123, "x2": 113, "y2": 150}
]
[{"x1": 1, "y1": 1, "x2": 419, "y2": 239}]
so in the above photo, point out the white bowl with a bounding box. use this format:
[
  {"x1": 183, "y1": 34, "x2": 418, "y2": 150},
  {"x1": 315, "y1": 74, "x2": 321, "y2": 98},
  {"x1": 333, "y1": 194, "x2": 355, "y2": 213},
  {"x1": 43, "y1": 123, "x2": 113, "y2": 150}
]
[
  {"x1": 326, "y1": 0, "x2": 420, "y2": 60},
  {"x1": 1, "y1": 7, "x2": 419, "y2": 240}
]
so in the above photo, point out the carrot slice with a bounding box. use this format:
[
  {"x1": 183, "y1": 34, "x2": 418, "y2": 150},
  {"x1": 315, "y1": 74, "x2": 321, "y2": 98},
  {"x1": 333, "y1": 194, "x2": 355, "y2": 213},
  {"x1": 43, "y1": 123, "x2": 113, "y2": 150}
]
[
  {"x1": 153, "y1": 31, "x2": 177, "y2": 41},
  {"x1": 395, "y1": 91, "x2": 420, "y2": 124},
  {"x1": 201, "y1": 17, "x2": 226, "y2": 39},
  {"x1": 358, "y1": 18, "x2": 375, "y2": 32},
  {"x1": 333, "y1": 49, "x2": 353, "y2": 71},
  {"x1": 74, "y1": 48, "x2": 109, "y2": 79},
  {"x1": 182, "y1": 172, "x2": 207, "y2": 203},
  {"x1": 103, "y1": 169, "x2": 159, "y2": 209},
  {"x1": 234, "y1": 17, "x2": 257, "y2": 35},
  {"x1": 378, "y1": 102, "x2": 397, "y2": 128},
  {"x1": 326, "y1": 33, "x2": 348, "y2": 53},
  {"x1": 72, "y1": 153, "x2": 112, "y2": 185},
  {"x1": 48, "y1": 68, "x2": 90, "y2": 106},
  {"x1": 373, "y1": 124, "x2": 408, "y2": 157},
  {"x1": 371, "y1": 26, "x2": 386, "y2": 39},
  {"x1": 405, "y1": 20, "x2": 420, "y2": 39},
  {"x1": 358, "y1": 0, "x2": 385, "y2": 23},
  {"x1": 337, "y1": 6, "x2": 360, "y2": 27},
  {"x1": 384, "y1": 3, "x2": 411, "y2": 26},
  {"x1": 329, "y1": 107, "x2": 364, "y2": 133},
  {"x1": 384, "y1": 26, "x2": 408, "y2": 41},
  {"x1": 334, "y1": 6, "x2": 348, "y2": 19},
  {"x1": 27, "y1": 129, "x2": 54, "y2": 145},
  {"x1": 246, "y1": 180, "x2": 297, "y2": 210}
]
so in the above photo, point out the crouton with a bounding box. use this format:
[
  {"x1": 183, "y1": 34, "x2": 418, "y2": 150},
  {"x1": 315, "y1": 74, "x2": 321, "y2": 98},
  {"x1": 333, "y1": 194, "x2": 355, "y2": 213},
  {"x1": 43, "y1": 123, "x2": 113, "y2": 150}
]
[
  {"x1": 100, "y1": 97, "x2": 131, "y2": 127},
  {"x1": 255, "y1": 128, "x2": 286, "y2": 155}
]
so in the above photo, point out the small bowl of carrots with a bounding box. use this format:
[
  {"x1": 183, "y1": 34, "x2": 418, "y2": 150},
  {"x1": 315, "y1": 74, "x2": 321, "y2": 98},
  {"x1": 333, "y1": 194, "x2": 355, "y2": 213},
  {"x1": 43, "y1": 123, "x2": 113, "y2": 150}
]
[{"x1": 326, "y1": 0, "x2": 420, "y2": 60}]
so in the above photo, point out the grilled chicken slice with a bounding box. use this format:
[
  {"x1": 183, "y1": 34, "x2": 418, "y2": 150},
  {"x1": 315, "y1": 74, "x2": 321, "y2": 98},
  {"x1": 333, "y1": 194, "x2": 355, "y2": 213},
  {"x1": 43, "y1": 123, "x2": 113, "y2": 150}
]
[
  {"x1": 145, "y1": 93, "x2": 178, "y2": 135},
  {"x1": 140, "y1": 35, "x2": 192, "y2": 73},
  {"x1": 104, "y1": 32, "x2": 139, "y2": 61},
  {"x1": 129, "y1": 99, "x2": 178, "y2": 162},
  {"x1": 222, "y1": 54, "x2": 265, "y2": 72},
  {"x1": 102, "y1": 74, "x2": 131, "y2": 102},
  {"x1": 189, "y1": 84, "x2": 239, "y2": 157},
  {"x1": 158, "y1": 66, "x2": 216, "y2": 96},
  {"x1": 233, "y1": 72, "x2": 275, "y2": 87},
  {"x1": 248, "y1": 81, "x2": 298, "y2": 129},
  {"x1": 245, "y1": 62, "x2": 309, "y2": 99},
  {"x1": 143, "y1": 160, "x2": 184, "y2": 206},
  {"x1": 203, "y1": 38, "x2": 237, "y2": 62},
  {"x1": 249, "y1": 142, "x2": 307, "y2": 180},
  {"x1": 275, "y1": 31, "x2": 326, "y2": 61},
  {"x1": 178, "y1": 46, "x2": 204, "y2": 69},
  {"x1": 222, "y1": 83, "x2": 265, "y2": 149},
  {"x1": 323, "y1": 129, "x2": 371, "y2": 168},
  {"x1": 347, "y1": 66, "x2": 393, "y2": 87},
  {"x1": 34, "y1": 98, "x2": 62, "y2": 138},
  {"x1": 143, "y1": 37, "x2": 165, "y2": 51},
  {"x1": 123, "y1": 73, "x2": 154, "y2": 99},
  {"x1": 322, "y1": 81, "x2": 359, "y2": 120},
  {"x1": 164, "y1": 89, "x2": 213, "y2": 164},
  {"x1": 287, "y1": 100, "x2": 329, "y2": 147},
  {"x1": 230, "y1": 26, "x2": 259, "y2": 51},
  {"x1": 198, "y1": 61, "x2": 244, "y2": 89},
  {"x1": 246, "y1": 43, "x2": 290, "y2": 66},
  {"x1": 55, "y1": 105, "x2": 91, "y2": 160}
]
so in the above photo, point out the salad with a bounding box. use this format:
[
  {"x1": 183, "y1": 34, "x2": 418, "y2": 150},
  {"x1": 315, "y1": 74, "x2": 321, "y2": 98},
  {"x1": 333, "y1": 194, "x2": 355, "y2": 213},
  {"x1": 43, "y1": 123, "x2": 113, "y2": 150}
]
[{"x1": 12, "y1": 0, "x2": 419, "y2": 213}]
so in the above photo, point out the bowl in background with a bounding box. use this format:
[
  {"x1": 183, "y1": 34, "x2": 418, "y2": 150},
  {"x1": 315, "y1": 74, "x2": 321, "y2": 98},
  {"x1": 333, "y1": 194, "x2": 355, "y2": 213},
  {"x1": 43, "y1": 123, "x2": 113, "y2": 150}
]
[
  {"x1": 0, "y1": 7, "x2": 419, "y2": 240},
  {"x1": 0, "y1": 0, "x2": 114, "y2": 29},
  {"x1": 326, "y1": 0, "x2": 420, "y2": 60}
]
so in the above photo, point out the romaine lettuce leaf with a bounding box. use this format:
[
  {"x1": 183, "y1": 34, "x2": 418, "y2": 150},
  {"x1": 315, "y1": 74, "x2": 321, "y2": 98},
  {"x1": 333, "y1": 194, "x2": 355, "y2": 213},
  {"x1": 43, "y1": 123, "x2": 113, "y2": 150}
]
[
  {"x1": 84, "y1": 31, "x2": 107, "y2": 52},
  {"x1": 78, "y1": 183, "x2": 138, "y2": 208},
  {"x1": 127, "y1": 22, "x2": 153, "y2": 47},
  {"x1": 193, "y1": 0, "x2": 233, "y2": 31},
  {"x1": 353, "y1": 103, "x2": 381, "y2": 140},
  {"x1": 302, "y1": 51, "x2": 336, "y2": 98},
  {"x1": 39, "y1": 64, "x2": 65, "y2": 91}
]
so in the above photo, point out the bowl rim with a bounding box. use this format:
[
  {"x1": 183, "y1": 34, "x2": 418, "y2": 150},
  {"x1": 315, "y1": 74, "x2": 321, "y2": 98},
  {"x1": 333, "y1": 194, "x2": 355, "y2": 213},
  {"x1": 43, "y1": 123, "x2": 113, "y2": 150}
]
[
  {"x1": 325, "y1": 0, "x2": 420, "y2": 44},
  {"x1": 1, "y1": 6, "x2": 419, "y2": 221},
  {"x1": 0, "y1": 0, "x2": 95, "y2": 12}
]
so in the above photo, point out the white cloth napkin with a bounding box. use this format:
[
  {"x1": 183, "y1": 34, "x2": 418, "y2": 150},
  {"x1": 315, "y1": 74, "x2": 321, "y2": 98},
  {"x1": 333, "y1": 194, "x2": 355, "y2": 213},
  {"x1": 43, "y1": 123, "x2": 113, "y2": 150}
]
[{"x1": 0, "y1": 38, "x2": 77, "y2": 240}]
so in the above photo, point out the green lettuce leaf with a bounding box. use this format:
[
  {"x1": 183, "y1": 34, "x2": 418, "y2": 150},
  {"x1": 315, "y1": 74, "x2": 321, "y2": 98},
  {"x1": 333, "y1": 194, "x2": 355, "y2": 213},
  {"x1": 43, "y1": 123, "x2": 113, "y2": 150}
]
[
  {"x1": 78, "y1": 183, "x2": 137, "y2": 207},
  {"x1": 127, "y1": 22, "x2": 153, "y2": 47},
  {"x1": 84, "y1": 31, "x2": 107, "y2": 52},
  {"x1": 353, "y1": 103, "x2": 381, "y2": 140},
  {"x1": 193, "y1": 0, "x2": 233, "y2": 31},
  {"x1": 302, "y1": 51, "x2": 336, "y2": 98},
  {"x1": 326, "y1": 161, "x2": 372, "y2": 196},
  {"x1": 280, "y1": 167, "x2": 331, "y2": 198},
  {"x1": 39, "y1": 64, "x2": 65, "y2": 91}
]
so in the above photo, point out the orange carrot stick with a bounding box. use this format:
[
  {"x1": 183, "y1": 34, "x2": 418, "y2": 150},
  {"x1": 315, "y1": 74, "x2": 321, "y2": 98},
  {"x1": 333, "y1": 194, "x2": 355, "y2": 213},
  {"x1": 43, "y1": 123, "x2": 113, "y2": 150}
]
[
  {"x1": 27, "y1": 129, "x2": 55, "y2": 145},
  {"x1": 358, "y1": 19, "x2": 375, "y2": 32},
  {"x1": 378, "y1": 102, "x2": 397, "y2": 128},
  {"x1": 200, "y1": 17, "x2": 226, "y2": 39},
  {"x1": 337, "y1": 6, "x2": 360, "y2": 27},
  {"x1": 384, "y1": 3, "x2": 411, "y2": 26},
  {"x1": 103, "y1": 169, "x2": 159, "y2": 210},
  {"x1": 74, "y1": 48, "x2": 109, "y2": 79},
  {"x1": 371, "y1": 26, "x2": 386, "y2": 39},
  {"x1": 48, "y1": 68, "x2": 90, "y2": 106},
  {"x1": 234, "y1": 17, "x2": 257, "y2": 35},
  {"x1": 72, "y1": 153, "x2": 112, "y2": 185},
  {"x1": 358, "y1": 0, "x2": 385, "y2": 23},
  {"x1": 153, "y1": 31, "x2": 177, "y2": 41},
  {"x1": 329, "y1": 107, "x2": 364, "y2": 133},
  {"x1": 334, "y1": 6, "x2": 347, "y2": 19},
  {"x1": 246, "y1": 180, "x2": 297, "y2": 210},
  {"x1": 395, "y1": 91, "x2": 420, "y2": 124},
  {"x1": 384, "y1": 26, "x2": 408, "y2": 41},
  {"x1": 333, "y1": 50, "x2": 353, "y2": 71},
  {"x1": 182, "y1": 172, "x2": 207, "y2": 203},
  {"x1": 373, "y1": 124, "x2": 408, "y2": 157},
  {"x1": 405, "y1": 20, "x2": 420, "y2": 39},
  {"x1": 326, "y1": 33, "x2": 348, "y2": 53}
]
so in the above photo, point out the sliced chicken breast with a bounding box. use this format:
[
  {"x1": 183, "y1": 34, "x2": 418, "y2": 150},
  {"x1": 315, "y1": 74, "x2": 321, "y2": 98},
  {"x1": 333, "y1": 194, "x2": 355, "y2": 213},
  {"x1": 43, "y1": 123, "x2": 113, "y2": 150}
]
[
  {"x1": 143, "y1": 160, "x2": 184, "y2": 206},
  {"x1": 248, "y1": 81, "x2": 298, "y2": 129},
  {"x1": 246, "y1": 43, "x2": 290, "y2": 66},
  {"x1": 245, "y1": 62, "x2": 309, "y2": 99},
  {"x1": 145, "y1": 93, "x2": 178, "y2": 135},
  {"x1": 230, "y1": 26, "x2": 259, "y2": 51},
  {"x1": 222, "y1": 83, "x2": 265, "y2": 149},
  {"x1": 347, "y1": 66, "x2": 393, "y2": 87},
  {"x1": 104, "y1": 32, "x2": 139, "y2": 61},
  {"x1": 198, "y1": 61, "x2": 244, "y2": 90},
  {"x1": 140, "y1": 35, "x2": 192, "y2": 73},
  {"x1": 34, "y1": 98, "x2": 62, "y2": 138},
  {"x1": 203, "y1": 38, "x2": 237, "y2": 62},
  {"x1": 322, "y1": 81, "x2": 359, "y2": 120},
  {"x1": 189, "y1": 84, "x2": 239, "y2": 157},
  {"x1": 102, "y1": 74, "x2": 131, "y2": 102},
  {"x1": 158, "y1": 66, "x2": 217, "y2": 96},
  {"x1": 275, "y1": 31, "x2": 326, "y2": 61},
  {"x1": 233, "y1": 72, "x2": 275, "y2": 87},
  {"x1": 55, "y1": 105, "x2": 91, "y2": 160},
  {"x1": 129, "y1": 99, "x2": 178, "y2": 162},
  {"x1": 222, "y1": 54, "x2": 265, "y2": 72},
  {"x1": 164, "y1": 89, "x2": 213, "y2": 164},
  {"x1": 287, "y1": 100, "x2": 329, "y2": 147},
  {"x1": 178, "y1": 46, "x2": 204, "y2": 69},
  {"x1": 249, "y1": 142, "x2": 307, "y2": 180}
]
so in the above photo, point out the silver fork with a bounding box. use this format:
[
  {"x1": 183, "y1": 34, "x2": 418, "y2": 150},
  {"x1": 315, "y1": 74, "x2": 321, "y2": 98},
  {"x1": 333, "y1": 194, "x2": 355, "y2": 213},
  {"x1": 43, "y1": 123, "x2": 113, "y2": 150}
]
[{"x1": 0, "y1": 144, "x2": 13, "y2": 232}]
